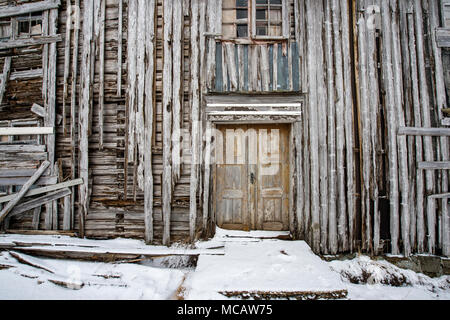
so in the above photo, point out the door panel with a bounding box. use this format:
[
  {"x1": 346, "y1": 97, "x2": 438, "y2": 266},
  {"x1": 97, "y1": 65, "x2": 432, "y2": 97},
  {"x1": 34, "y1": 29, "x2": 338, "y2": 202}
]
[{"x1": 215, "y1": 124, "x2": 290, "y2": 231}]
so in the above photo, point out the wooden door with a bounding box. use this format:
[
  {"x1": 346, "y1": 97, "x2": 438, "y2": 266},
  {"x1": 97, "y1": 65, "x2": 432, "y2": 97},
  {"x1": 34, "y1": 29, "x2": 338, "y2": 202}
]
[{"x1": 215, "y1": 124, "x2": 290, "y2": 231}]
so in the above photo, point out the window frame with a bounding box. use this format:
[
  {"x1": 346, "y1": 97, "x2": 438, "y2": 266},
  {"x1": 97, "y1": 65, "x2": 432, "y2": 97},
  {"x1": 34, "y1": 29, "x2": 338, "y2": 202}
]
[{"x1": 222, "y1": 0, "x2": 290, "y2": 41}]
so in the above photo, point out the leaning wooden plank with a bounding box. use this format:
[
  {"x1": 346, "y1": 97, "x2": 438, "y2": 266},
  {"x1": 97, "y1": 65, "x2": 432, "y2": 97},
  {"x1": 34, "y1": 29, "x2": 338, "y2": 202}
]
[
  {"x1": 0, "y1": 0, "x2": 61, "y2": 18},
  {"x1": 8, "y1": 189, "x2": 71, "y2": 218},
  {"x1": 0, "y1": 161, "x2": 50, "y2": 224},
  {"x1": 0, "y1": 176, "x2": 57, "y2": 187},
  {"x1": 0, "y1": 179, "x2": 83, "y2": 204},
  {"x1": 418, "y1": 162, "x2": 450, "y2": 170},
  {"x1": 0, "y1": 35, "x2": 62, "y2": 50},
  {"x1": 0, "y1": 127, "x2": 54, "y2": 136},
  {"x1": 398, "y1": 127, "x2": 450, "y2": 136},
  {"x1": 0, "y1": 57, "x2": 11, "y2": 105}
]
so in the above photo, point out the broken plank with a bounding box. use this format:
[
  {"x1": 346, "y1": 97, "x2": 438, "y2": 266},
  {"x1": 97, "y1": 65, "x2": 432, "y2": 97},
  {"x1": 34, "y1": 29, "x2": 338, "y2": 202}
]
[
  {"x1": 9, "y1": 251, "x2": 55, "y2": 274},
  {"x1": 0, "y1": 160, "x2": 50, "y2": 224},
  {"x1": 8, "y1": 188, "x2": 71, "y2": 218},
  {"x1": 418, "y1": 161, "x2": 450, "y2": 170},
  {"x1": 0, "y1": 57, "x2": 11, "y2": 106},
  {"x1": 0, "y1": 178, "x2": 83, "y2": 204},
  {"x1": 0, "y1": 176, "x2": 57, "y2": 186},
  {"x1": 398, "y1": 127, "x2": 450, "y2": 136}
]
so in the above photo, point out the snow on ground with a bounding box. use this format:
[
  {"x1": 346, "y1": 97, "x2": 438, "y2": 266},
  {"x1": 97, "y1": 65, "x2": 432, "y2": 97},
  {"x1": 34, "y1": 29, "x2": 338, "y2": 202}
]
[
  {"x1": 0, "y1": 251, "x2": 186, "y2": 300},
  {"x1": 183, "y1": 229, "x2": 346, "y2": 299},
  {"x1": 0, "y1": 228, "x2": 449, "y2": 300}
]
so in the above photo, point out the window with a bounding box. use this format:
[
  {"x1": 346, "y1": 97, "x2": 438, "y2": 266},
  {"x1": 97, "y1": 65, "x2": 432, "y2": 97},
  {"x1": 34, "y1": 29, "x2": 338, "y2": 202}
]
[
  {"x1": 17, "y1": 13, "x2": 42, "y2": 38},
  {"x1": 222, "y1": 0, "x2": 287, "y2": 40}
]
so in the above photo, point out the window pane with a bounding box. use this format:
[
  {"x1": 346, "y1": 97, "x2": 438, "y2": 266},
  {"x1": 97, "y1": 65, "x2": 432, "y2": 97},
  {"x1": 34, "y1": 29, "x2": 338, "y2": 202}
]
[
  {"x1": 270, "y1": 0, "x2": 282, "y2": 5},
  {"x1": 256, "y1": 0, "x2": 268, "y2": 4},
  {"x1": 237, "y1": 24, "x2": 248, "y2": 37},
  {"x1": 256, "y1": 9, "x2": 267, "y2": 20},
  {"x1": 256, "y1": 22, "x2": 267, "y2": 35},
  {"x1": 269, "y1": 8, "x2": 281, "y2": 22},
  {"x1": 236, "y1": 9, "x2": 248, "y2": 20},
  {"x1": 236, "y1": 0, "x2": 248, "y2": 7}
]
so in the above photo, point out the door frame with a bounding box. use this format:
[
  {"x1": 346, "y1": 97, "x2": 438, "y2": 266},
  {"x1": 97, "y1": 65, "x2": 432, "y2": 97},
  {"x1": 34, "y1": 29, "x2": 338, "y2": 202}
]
[{"x1": 201, "y1": 93, "x2": 304, "y2": 236}]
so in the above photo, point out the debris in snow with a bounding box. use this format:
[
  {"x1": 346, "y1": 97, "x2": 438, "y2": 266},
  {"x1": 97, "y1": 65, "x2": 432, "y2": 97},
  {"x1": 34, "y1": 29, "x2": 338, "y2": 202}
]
[
  {"x1": 219, "y1": 290, "x2": 348, "y2": 300},
  {"x1": 329, "y1": 255, "x2": 450, "y2": 290}
]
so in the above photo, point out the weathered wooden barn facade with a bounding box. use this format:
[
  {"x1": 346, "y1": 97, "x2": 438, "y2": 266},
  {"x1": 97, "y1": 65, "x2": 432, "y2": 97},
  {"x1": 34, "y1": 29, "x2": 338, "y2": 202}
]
[{"x1": 0, "y1": 0, "x2": 449, "y2": 257}]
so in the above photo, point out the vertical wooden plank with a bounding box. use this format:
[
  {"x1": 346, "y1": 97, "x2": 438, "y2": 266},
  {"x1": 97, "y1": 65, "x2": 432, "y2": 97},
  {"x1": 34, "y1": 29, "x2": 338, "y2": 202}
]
[
  {"x1": 341, "y1": 0, "x2": 353, "y2": 251},
  {"x1": 78, "y1": 0, "x2": 94, "y2": 238},
  {"x1": 390, "y1": 0, "x2": 410, "y2": 256},
  {"x1": 414, "y1": 0, "x2": 436, "y2": 254},
  {"x1": 144, "y1": 0, "x2": 156, "y2": 244},
  {"x1": 70, "y1": 0, "x2": 80, "y2": 231},
  {"x1": 127, "y1": 0, "x2": 137, "y2": 163},
  {"x1": 98, "y1": 0, "x2": 106, "y2": 151},
  {"x1": 331, "y1": 0, "x2": 348, "y2": 252},
  {"x1": 117, "y1": 0, "x2": 123, "y2": 97},
  {"x1": 238, "y1": 44, "x2": 245, "y2": 91},
  {"x1": 273, "y1": 43, "x2": 278, "y2": 90},
  {"x1": 190, "y1": 0, "x2": 200, "y2": 241},
  {"x1": 380, "y1": 0, "x2": 401, "y2": 255},
  {"x1": 225, "y1": 43, "x2": 238, "y2": 91},
  {"x1": 62, "y1": 2, "x2": 72, "y2": 136},
  {"x1": 32, "y1": 206, "x2": 41, "y2": 230},
  {"x1": 325, "y1": 0, "x2": 337, "y2": 254},
  {"x1": 0, "y1": 57, "x2": 11, "y2": 106},
  {"x1": 429, "y1": 0, "x2": 450, "y2": 257},
  {"x1": 172, "y1": 0, "x2": 183, "y2": 185},
  {"x1": 305, "y1": 0, "x2": 320, "y2": 253},
  {"x1": 162, "y1": 0, "x2": 173, "y2": 246},
  {"x1": 45, "y1": 8, "x2": 58, "y2": 230},
  {"x1": 260, "y1": 44, "x2": 270, "y2": 92}
]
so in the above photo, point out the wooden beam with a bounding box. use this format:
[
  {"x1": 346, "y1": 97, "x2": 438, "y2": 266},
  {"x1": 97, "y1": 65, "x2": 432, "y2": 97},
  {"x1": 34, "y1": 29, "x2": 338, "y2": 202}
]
[
  {"x1": 0, "y1": 35, "x2": 62, "y2": 50},
  {"x1": 0, "y1": 0, "x2": 61, "y2": 18},
  {"x1": 436, "y1": 28, "x2": 450, "y2": 48},
  {"x1": 0, "y1": 176, "x2": 57, "y2": 187},
  {"x1": 162, "y1": 0, "x2": 173, "y2": 246},
  {"x1": 0, "y1": 127, "x2": 54, "y2": 136},
  {"x1": 31, "y1": 103, "x2": 46, "y2": 118},
  {"x1": 0, "y1": 161, "x2": 50, "y2": 224},
  {"x1": 8, "y1": 188, "x2": 71, "y2": 218},
  {"x1": 428, "y1": 193, "x2": 450, "y2": 199},
  {"x1": 0, "y1": 179, "x2": 82, "y2": 204},
  {"x1": 418, "y1": 162, "x2": 450, "y2": 170},
  {"x1": 9, "y1": 69, "x2": 43, "y2": 81},
  {"x1": 398, "y1": 126, "x2": 450, "y2": 136},
  {"x1": 0, "y1": 57, "x2": 12, "y2": 106}
]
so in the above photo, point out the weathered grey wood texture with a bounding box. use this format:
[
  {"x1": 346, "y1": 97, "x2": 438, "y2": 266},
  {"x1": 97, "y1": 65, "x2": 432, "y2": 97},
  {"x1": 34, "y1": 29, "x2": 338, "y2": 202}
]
[{"x1": 0, "y1": 0, "x2": 449, "y2": 257}]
